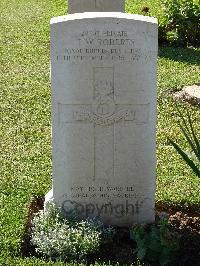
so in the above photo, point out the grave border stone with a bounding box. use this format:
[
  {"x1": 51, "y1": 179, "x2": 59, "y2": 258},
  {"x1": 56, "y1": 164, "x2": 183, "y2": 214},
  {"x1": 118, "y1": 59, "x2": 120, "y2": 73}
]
[{"x1": 68, "y1": 0, "x2": 125, "y2": 13}]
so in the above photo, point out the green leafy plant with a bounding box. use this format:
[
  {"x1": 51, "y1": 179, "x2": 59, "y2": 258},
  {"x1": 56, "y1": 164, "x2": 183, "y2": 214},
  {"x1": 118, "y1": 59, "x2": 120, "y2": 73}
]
[
  {"x1": 168, "y1": 108, "x2": 200, "y2": 177},
  {"x1": 31, "y1": 203, "x2": 115, "y2": 261},
  {"x1": 130, "y1": 219, "x2": 179, "y2": 265},
  {"x1": 160, "y1": 0, "x2": 200, "y2": 46}
]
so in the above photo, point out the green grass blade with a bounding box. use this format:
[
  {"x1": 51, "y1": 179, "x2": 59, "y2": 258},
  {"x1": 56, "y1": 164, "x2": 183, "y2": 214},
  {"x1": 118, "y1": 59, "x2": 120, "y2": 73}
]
[
  {"x1": 168, "y1": 138, "x2": 200, "y2": 178},
  {"x1": 176, "y1": 104, "x2": 192, "y2": 137},
  {"x1": 179, "y1": 124, "x2": 200, "y2": 161},
  {"x1": 187, "y1": 110, "x2": 200, "y2": 160}
]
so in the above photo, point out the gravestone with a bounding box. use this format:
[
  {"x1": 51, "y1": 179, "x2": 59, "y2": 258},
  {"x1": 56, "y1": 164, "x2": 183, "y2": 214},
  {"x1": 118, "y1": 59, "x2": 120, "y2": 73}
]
[
  {"x1": 68, "y1": 0, "x2": 125, "y2": 13},
  {"x1": 46, "y1": 3, "x2": 158, "y2": 226}
]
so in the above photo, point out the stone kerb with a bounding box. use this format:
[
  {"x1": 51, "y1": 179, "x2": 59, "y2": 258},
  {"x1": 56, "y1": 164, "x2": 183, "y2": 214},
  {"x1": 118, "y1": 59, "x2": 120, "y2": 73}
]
[{"x1": 68, "y1": 0, "x2": 125, "y2": 13}]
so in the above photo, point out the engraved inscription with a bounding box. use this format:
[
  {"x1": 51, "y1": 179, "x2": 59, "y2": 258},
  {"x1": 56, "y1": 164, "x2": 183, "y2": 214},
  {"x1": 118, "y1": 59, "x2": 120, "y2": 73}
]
[
  {"x1": 59, "y1": 186, "x2": 148, "y2": 218},
  {"x1": 55, "y1": 30, "x2": 156, "y2": 63},
  {"x1": 77, "y1": 30, "x2": 135, "y2": 46}
]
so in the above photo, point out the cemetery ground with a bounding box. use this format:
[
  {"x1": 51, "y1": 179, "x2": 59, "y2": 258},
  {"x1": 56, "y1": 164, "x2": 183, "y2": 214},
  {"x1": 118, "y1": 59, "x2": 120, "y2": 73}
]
[{"x1": 0, "y1": 0, "x2": 199, "y2": 265}]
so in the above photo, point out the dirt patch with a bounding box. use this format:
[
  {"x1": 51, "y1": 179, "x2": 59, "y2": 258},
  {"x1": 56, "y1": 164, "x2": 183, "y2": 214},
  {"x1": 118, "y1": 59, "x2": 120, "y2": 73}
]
[
  {"x1": 21, "y1": 197, "x2": 200, "y2": 265},
  {"x1": 21, "y1": 196, "x2": 44, "y2": 257},
  {"x1": 156, "y1": 202, "x2": 200, "y2": 266}
]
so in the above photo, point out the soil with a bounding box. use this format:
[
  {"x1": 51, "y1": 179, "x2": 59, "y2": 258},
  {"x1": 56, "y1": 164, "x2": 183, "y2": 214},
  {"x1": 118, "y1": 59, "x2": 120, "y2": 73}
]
[{"x1": 21, "y1": 197, "x2": 200, "y2": 266}]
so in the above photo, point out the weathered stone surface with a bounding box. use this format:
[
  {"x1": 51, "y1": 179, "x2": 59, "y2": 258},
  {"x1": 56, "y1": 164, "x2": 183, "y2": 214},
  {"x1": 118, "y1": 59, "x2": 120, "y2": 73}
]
[
  {"x1": 174, "y1": 84, "x2": 200, "y2": 106},
  {"x1": 68, "y1": 0, "x2": 125, "y2": 13},
  {"x1": 47, "y1": 12, "x2": 158, "y2": 226}
]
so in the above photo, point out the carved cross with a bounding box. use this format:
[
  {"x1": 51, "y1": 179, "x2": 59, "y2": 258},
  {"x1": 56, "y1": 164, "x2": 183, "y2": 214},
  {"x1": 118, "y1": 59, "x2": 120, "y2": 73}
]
[{"x1": 58, "y1": 67, "x2": 149, "y2": 182}]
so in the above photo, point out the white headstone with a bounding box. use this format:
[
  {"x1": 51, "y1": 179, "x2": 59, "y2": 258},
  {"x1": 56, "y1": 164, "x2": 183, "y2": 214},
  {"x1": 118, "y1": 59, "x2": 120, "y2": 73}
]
[
  {"x1": 46, "y1": 12, "x2": 158, "y2": 226},
  {"x1": 68, "y1": 0, "x2": 125, "y2": 13}
]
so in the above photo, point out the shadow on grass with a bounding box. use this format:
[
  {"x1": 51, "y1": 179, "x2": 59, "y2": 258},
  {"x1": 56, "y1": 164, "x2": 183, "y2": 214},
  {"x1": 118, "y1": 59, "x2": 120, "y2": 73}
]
[{"x1": 159, "y1": 46, "x2": 200, "y2": 66}]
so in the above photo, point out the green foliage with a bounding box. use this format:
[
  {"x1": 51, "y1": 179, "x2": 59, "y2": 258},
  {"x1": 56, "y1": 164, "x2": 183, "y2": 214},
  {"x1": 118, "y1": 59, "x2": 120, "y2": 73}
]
[
  {"x1": 160, "y1": 0, "x2": 200, "y2": 46},
  {"x1": 168, "y1": 107, "x2": 200, "y2": 177},
  {"x1": 31, "y1": 203, "x2": 115, "y2": 261},
  {"x1": 130, "y1": 219, "x2": 179, "y2": 265}
]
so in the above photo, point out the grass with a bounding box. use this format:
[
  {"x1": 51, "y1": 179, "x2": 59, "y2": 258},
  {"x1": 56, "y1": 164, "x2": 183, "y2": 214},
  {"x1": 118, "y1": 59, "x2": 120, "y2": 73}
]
[{"x1": 0, "y1": 0, "x2": 200, "y2": 265}]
